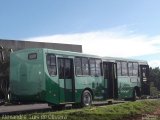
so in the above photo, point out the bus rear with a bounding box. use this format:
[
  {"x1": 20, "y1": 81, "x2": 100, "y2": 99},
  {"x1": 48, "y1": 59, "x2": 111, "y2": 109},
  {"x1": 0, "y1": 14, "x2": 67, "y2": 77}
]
[{"x1": 9, "y1": 48, "x2": 45, "y2": 103}]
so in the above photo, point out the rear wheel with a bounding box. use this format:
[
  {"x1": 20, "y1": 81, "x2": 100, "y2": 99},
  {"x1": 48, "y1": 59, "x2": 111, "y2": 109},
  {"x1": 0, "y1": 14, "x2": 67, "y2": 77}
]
[{"x1": 81, "y1": 90, "x2": 92, "y2": 107}]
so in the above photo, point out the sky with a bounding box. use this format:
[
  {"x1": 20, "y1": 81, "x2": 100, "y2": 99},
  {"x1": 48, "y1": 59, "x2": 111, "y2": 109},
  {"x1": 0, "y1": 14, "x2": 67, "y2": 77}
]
[{"x1": 0, "y1": 0, "x2": 160, "y2": 67}]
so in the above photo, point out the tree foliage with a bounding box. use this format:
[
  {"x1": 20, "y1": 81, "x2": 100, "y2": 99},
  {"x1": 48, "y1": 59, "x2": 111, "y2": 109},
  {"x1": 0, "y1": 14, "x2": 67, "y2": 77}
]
[
  {"x1": 0, "y1": 47, "x2": 12, "y2": 100},
  {"x1": 149, "y1": 67, "x2": 160, "y2": 91}
]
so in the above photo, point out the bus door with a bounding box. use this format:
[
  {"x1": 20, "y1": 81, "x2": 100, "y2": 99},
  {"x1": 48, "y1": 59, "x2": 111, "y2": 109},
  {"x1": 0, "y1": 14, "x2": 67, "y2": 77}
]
[
  {"x1": 58, "y1": 58, "x2": 75, "y2": 103},
  {"x1": 140, "y1": 65, "x2": 150, "y2": 95},
  {"x1": 103, "y1": 62, "x2": 118, "y2": 99}
]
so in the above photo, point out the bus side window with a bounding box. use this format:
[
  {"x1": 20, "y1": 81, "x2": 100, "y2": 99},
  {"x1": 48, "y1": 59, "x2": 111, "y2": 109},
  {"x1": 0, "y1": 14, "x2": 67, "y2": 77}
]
[
  {"x1": 128, "y1": 62, "x2": 133, "y2": 76},
  {"x1": 82, "y1": 58, "x2": 89, "y2": 75},
  {"x1": 95, "y1": 59, "x2": 102, "y2": 76},
  {"x1": 75, "y1": 57, "x2": 89, "y2": 76},
  {"x1": 89, "y1": 58, "x2": 102, "y2": 76},
  {"x1": 75, "y1": 57, "x2": 82, "y2": 75},
  {"x1": 46, "y1": 54, "x2": 57, "y2": 76},
  {"x1": 121, "y1": 61, "x2": 128, "y2": 76},
  {"x1": 133, "y1": 63, "x2": 138, "y2": 76},
  {"x1": 89, "y1": 58, "x2": 96, "y2": 76},
  {"x1": 143, "y1": 68, "x2": 146, "y2": 77},
  {"x1": 117, "y1": 61, "x2": 121, "y2": 76}
]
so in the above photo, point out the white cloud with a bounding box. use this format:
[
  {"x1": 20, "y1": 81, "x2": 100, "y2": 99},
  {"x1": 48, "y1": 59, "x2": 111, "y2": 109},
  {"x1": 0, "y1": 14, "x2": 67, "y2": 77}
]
[
  {"x1": 148, "y1": 60, "x2": 160, "y2": 68},
  {"x1": 26, "y1": 30, "x2": 160, "y2": 56},
  {"x1": 25, "y1": 27, "x2": 160, "y2": 67}
]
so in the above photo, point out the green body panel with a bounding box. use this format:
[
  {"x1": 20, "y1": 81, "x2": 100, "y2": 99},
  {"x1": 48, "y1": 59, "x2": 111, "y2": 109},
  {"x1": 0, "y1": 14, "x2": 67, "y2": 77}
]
[
  {"x1": 74, "y1": 76, "x2": 92, "y2": 102},
  {"x1": 59, "y1": 78, "x2": 73, "y2": 103},
  {"x1": 93, "y1": 76, "x2": 104, "y2": 100},
  {"x1": 59, "y1": 78, "x2": 65, "y2": 103},
  {"x1": 117, "y1": 76, "x2": 140, "y2": 99},
  {"x1": 44, "y1": 74, "x2": 59, "y2": 104},
  {"x1": 74, "y1": 89, "x2": 83, "y2": 103},
  {"x1": 10, "y1": 49, "x2": 45, "y2": 102},
  {"x1": 74, "y1": 76, "x2": 104, "y2": 101}
]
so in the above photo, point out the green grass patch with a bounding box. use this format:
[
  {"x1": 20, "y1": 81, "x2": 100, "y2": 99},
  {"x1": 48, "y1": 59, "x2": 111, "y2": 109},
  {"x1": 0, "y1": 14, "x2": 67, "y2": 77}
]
[{"x1": 1, "y1": 100, "x2": 160, "y2": 120}]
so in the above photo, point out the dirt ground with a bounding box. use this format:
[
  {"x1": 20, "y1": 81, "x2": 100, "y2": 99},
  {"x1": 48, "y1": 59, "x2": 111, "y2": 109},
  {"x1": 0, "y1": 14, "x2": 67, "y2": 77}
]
[
  {"x1": 153, "y1": 107, "x2": 160, "y2": 114},
  {"x1": 124, "y1": 107, "x2": 160, "y2": 120}
]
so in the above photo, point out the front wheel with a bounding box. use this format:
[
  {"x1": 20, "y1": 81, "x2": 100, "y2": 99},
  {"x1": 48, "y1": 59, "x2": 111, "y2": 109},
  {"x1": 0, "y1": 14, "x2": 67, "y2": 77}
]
[{"x1": 81, "y1": 90, "x2": 92, "y2": 107}]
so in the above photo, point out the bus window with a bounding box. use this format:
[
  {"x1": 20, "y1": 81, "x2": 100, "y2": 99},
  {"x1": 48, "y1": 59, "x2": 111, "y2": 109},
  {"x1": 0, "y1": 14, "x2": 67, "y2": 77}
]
[
  {"x1": 142, "y1": 67, "x2": 147, "y2": 78},
  {"x1": 121, "y1": 62, "x2": 128, "y2": 76},
  {"x1": 28, "y1": 53, "x2": 37, "y2": 60},
  {"x1": 128, "y1": 62, "x2": 133, "y2": 76},
  {"x1": 89, "y1": 59, "x2": 96, "y2": 76},
  {"x1": 133, "y1": 63, "x2": 138, "y2": 76},
  {"x1": 46, "y1": 54, "x2": 57, "y2": 76},
  {"x1": 95, "y1": 59, "x2": 102, "y2": 76},
  {"x1": 82, "y1": 58, "x2": 89, "y2": 75},
  {"x1": 75, "y1": 57, "x2": 82, "y2": 75},
  {"x1": 89, "y1": 58, "x2": 102, "y2": 76},
  {"x1": 117, "y1": 61, "x2": 121, "y2": 76}
]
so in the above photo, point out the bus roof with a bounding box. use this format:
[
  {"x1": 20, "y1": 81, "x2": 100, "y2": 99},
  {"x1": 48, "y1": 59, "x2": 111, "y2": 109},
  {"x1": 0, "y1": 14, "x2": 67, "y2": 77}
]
[
  {"x1": 12, "y1": 48, "x2": 148, "y2": 65},
  {"x1": 46, "y1": 48, "x2": 102, "y2": 58},
  {"x1": 12, "y1": 48, "x2": 101, "y2": 58},
  {"x1": 102, "y1": 56, "x2": 148, "y2": 65}
]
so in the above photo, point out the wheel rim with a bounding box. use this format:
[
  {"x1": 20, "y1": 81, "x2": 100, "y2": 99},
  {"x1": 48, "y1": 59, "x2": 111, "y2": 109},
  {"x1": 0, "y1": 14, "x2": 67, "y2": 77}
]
[{"x1": 83, "y1": 92, "x2": 91, "y2": 106}]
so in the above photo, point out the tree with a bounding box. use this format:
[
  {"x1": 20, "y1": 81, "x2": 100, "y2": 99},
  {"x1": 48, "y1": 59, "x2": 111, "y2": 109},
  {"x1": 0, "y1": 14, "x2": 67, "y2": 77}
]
[
  {"x1": 149, "y1": 67, "x2": 160, "y2": 91},
  {"x1": 0, "y1": 46, "x2": 13, "y2": 101}
]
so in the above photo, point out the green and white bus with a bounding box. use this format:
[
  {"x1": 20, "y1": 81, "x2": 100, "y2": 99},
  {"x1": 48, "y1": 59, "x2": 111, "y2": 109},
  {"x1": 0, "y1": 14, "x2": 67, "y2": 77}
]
[{"x1": 9, "y1": 48, "x2": 150, "y2": 107}]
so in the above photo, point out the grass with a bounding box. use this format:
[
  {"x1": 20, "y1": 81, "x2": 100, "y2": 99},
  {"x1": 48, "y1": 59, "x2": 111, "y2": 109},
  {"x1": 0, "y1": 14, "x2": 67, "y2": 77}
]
[{"x1": 1, "y1": 100, "x2": 160, "y2": 120}]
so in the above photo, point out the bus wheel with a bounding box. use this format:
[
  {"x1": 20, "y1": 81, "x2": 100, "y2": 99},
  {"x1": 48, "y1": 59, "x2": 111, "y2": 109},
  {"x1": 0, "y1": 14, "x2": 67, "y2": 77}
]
[{"x1": 81, "y1": 90, "x2": 92, "y2": 107}]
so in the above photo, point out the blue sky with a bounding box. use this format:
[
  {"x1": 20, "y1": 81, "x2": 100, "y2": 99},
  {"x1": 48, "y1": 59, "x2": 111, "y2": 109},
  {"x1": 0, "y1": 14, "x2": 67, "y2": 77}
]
[{"x1": 0, "y1": 0, "x2": 160, "y2": 67}]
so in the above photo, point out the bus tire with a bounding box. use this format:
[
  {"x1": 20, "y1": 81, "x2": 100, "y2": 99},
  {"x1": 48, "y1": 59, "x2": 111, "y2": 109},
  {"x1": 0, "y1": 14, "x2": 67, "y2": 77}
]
[{"x1": 81, "y1": 90, "x2": 92, "y2": 107}]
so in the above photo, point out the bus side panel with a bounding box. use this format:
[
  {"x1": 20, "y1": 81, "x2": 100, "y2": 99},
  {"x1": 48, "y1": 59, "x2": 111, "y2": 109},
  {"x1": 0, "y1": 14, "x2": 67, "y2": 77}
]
[
  {"x1": 74, "y1": 76, "x2": 93, "y2": 103},
  {"x1": 44, "y1": 74, "x2": 60, "y2": 104},
  {"x1": 118, "y1": 76, "x2": 133, "y2": 99},
  {"x1": 92, "y1": 76, "x2": 104, "y2": 100},
  {"x1": 74, "y1": 76, "x2": 104, "y2": 102},
  {"x1": 10, "y1": 49, "x2": 46, "y2": 102}
]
